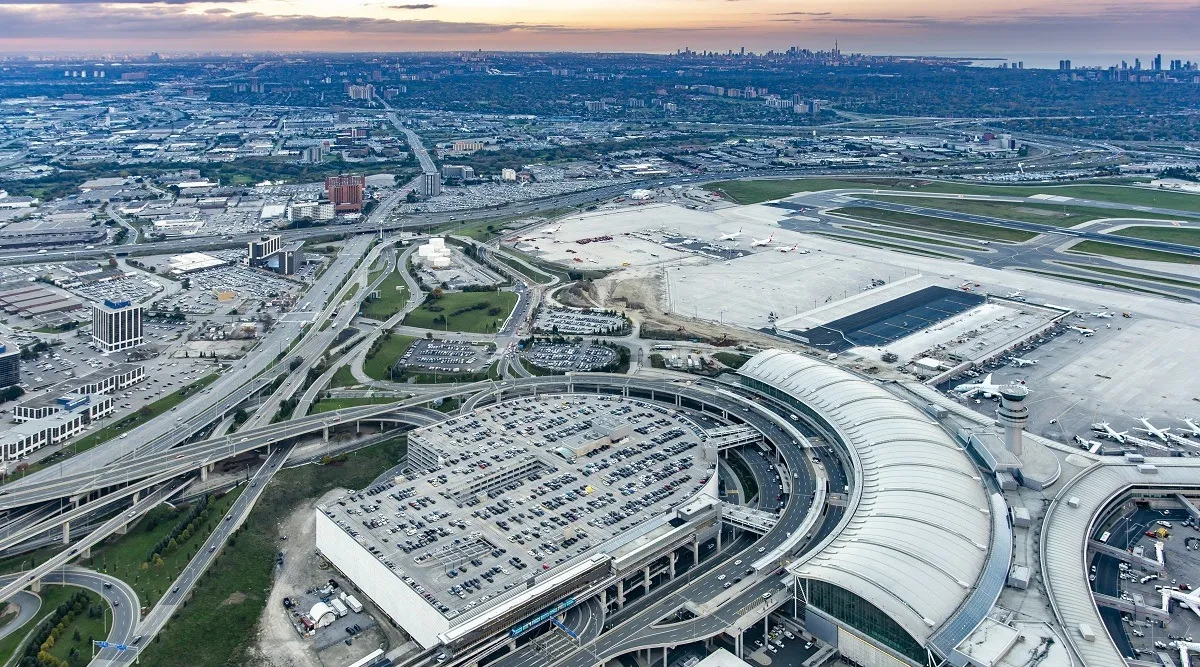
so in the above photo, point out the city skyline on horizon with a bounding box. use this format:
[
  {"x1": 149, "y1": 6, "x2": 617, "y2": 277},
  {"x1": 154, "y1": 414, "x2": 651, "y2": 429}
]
[{"x1": 0, "y1": 0, "x2": 1196, "y2": 67}]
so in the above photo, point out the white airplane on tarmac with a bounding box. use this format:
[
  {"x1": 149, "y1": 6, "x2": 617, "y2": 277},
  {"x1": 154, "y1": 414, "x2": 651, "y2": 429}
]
[
  {"x1": 777, "y1": 244, "x2": 809, "y2": 254},
  {"x1": 1136, "y1": 418, "x2": 1176, "y2": 442},
  {"x1": 953, "y1": 373, "x2": 1007, "y2": 398},
  {"x1": 718, "y1": 228, "x2": 743, "y2": 241},
  {"x1": 1005, "y1": 290, "x2": 1025, "y2": 299},
  {"x1": 1090, "y1": 311, "x2": 1115, "y2": 318},
  {"x1": 1069, "y1": 326, "x2": 1096, "y2": 337},
  {"x1": 1091, "y1": 422, "x2": 1128, "y2": 444},
  {"x1": 540, "y1": 225, "x2": 561, "y2": 236},
  {"x1": 1011, "y1": 358, "x2": 1038, "y2": 367},
  {"x1": 1181, "y1": 418, "x2": 1200, "y2": 437},
  {"x1": 750, "y1": 233, "x2": 775, "y2": 248}
]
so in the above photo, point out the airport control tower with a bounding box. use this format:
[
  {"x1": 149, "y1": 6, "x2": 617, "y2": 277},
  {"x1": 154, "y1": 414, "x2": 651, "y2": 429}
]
[{"x1": 996, "y1": 385, "x2": 1030, "y2": 456}]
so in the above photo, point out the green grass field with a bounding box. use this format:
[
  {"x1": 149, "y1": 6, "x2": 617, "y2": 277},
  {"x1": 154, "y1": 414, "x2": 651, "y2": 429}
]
[
  {"x1": 1020, "y1": 269, "x2": 1182, "y2": 298},
  {"x1": 136, "y1": 437, "x2": 408, "y2": 667},
  {"x1": 362, "y1": 334, "x2": 416, "y2": 381},
  {"x1": 1053, "y1": 262, "x2": 1200, "y2": 290},
  {"x1": 402, "y1": 291, "x2": 518, "y2": 334},
  {"x1": 830, "y1": 207, "x2": 1037, "y2": 242},
  {"x1": 840, "y1": 225, "x2": 982, "y2": 250},
  {"x1": 311, "y1": 396, "x2": 399, "y2": 414},
  {"x1": 0, "y1": 585, "x2": 84, "y2": 665},
  {"x1": 810, "y1": 232, "x2": 963, "y2": 259},
  {"x1": 329, "y1": 364, "x2": 359, "y2": 388},
  {"x1": 1066, "y1": 240, "x2": 1200, "y2": 265},
  {"x1": 0, "y1": 583, "x2": 101, "y2": 667},
  {"x1": 860, "y1": 195, "x2": 1182, "y2": 227},
  {"x1": 360, "y1": 269, "x2": 410, "y2": 320},
  {"x1": 1110, "y1": 225, "x2": 1200, "y2": 248},
  {"x1": 704, "y1": 177, "x2": 1200, "y2": 213},
  {"x1": 46, "y1": 589, "x2": 106, "y2": 665},
  {"x1": 84, "y1": 488, "x2": 243, "y2": 610}
]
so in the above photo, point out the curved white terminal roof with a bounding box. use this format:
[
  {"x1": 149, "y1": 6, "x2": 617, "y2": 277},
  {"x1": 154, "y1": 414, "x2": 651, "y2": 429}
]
[
  {"x1": 740, "y1": 350, "x2": 992, "y2": 644},
  {"x1": 1041, "y1": 460, "x2": 1200, "y2": 667}
]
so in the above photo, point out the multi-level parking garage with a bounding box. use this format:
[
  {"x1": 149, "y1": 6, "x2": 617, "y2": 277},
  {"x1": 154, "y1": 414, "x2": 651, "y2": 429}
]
[{"x1": 2, "y1": 347, "x2": 1187, "y2": 667}]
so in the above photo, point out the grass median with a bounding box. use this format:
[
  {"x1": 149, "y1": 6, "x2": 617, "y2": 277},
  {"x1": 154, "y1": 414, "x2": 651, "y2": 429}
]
[
  {"x1": 1110, "y1": 225, "x2": 1200, "y2": 248},
  {"x1": 0, "y1": 585, "x2": 104, "y2": 666},
  {"x1": 362, "y1": 333, "x2": 416, "y2": 381},
  {"x1": 1066, "y1": 240, "x2": 1200, "y2": 265},
  {"x1": 360, "y1": 269, "x2": 410, "y2": 320},
  {"x1": 136, "y1": 436, "x2": 408, "y2": 667},
  {"x1": 1053, "y1": 261, "x2": 1200, "y2": 290},
  {"x1": 811, "y1": 232, "x2": 964, "y2": 259},
  {"x1": 830, "y1": 207, "x2": 1037, "y2": 242},
  {"x1": 703, "y1": 177, "x2": 1200, "y2": 214},
  {"x1": 402, "y1": 291, "x2": 518, "y2": 334},
  {"x1": 83, "y1": 488, "x2": 243, "y2": 609},
  {"x1": 839, "y1": 225, "x2": 982, "y2": 250},
  {"x1": 860, "y1": 195, "x2": 1181, "y2": 227}
]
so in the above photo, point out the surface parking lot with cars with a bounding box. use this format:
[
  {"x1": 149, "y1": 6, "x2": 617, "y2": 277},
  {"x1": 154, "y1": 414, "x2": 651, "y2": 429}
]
[
  {"x1": 398, "y1": 339, "x2": 492, "y2": 374},
  {"x1": 533, "y1": 309, "x2": 628, "y2": 336},
  {"x1": 523, "y1": 343, "x2": 616, "y2": 372}
]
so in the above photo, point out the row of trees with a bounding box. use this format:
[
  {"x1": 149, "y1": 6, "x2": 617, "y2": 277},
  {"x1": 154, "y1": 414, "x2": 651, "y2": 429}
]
[
  {"x1": 18, "y1": 589, "x2": 96, "y2": 667},
  {"x1": 146, "y1": 493, "x2": 212, "y2": 563}
]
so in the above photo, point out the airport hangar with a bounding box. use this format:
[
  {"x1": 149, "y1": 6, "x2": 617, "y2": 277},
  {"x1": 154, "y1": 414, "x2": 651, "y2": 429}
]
[{"x1": 312, "y1": 351, "x2": 1033, "y2": 667}]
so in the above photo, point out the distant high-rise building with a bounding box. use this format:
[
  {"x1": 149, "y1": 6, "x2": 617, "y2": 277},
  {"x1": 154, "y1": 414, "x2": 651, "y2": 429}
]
[
  {"x1": 1153, "y1": 54, "x2": 1162, "y2": 71},
  {"x1": 91, "y1": 299, "x2": 143, "y2": 353},
  {"x1": 1059, "y1": 60, "x2": 1071, "y2": 71},
  {"x1": 0, "y1": 342, "x2": 18, "y2": 389},
  {"x1": 420, "y1": 173, "x2": 442, "y2": 198},
  {"x1": 347, "y1": 84, "x2": 376, "y2": 100},
  {"x1": 248, "y1": 235, "x2": 283, "y2": 264},
  {"x1": 501, "y1": 168, "x2": 518, "y2": 182},
  {"x1": 325, "y1": 174, "x2": 365, "y2": 213}
]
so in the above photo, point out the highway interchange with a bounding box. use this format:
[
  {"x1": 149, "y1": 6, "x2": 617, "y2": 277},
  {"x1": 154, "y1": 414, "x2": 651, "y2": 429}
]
[{"x1": 0, "y1": 127, "x2": 1195, "y2": 665}]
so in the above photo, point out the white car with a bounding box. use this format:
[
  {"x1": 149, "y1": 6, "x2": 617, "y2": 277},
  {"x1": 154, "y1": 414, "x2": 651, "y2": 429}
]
[{"x1": 717, "y1": 574, "x2": 726, "y2": 581}]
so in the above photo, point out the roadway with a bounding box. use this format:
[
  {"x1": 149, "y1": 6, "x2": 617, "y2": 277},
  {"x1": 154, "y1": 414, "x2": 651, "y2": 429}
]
[
  {"x1": 0, "y1": 480, "x2": 189, "y2": 605},
  {"x1": 101, "y1": 444, "x2": 293, "y2": 665},
  {"x1": 3, "y1": 221, "x2": 378, "y2": 491},
  {"x1": 0, "y1": 567, "x2": 139, "y2": 660}
]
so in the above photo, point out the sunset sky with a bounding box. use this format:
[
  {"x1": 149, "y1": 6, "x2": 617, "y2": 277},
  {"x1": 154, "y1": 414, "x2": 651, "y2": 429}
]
[{"x1": 0, "y1": 0, "x2": 1196, "y2": 66}]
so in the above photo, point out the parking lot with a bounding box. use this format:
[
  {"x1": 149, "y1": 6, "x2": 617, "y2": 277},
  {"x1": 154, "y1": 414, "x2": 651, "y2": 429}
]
[
  {"x1": 523, "y1": 343, "x2": 616, "y2": 372},
  {"x1": 152, "y1": 264, "x2": 300, "y2": 315},
  {"x1": 319, "y1": 394, "x2": 714, "y2": 623},
  {"x1": 534, "y1": 309, "x2": 628, "y2": 336},
  {"x1": 398, "y1": 339, "x2": 493, "y2": 373}
]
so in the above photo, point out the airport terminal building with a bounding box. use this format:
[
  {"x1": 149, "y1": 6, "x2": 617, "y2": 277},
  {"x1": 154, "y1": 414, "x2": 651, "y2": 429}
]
[{"x1": 739, "y1": 351, "x2": 1009, "y2": 667}]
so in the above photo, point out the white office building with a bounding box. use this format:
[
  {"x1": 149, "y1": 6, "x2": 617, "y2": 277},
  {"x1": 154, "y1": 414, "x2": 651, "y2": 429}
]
[{"x1": 91, "y1": 299, "x2": 143, "y2": 353}]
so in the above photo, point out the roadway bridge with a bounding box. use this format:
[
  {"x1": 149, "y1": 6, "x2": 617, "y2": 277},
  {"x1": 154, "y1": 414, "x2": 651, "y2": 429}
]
[
  {"x1": 706, "y1": 425, "x2": 763, "y2": 450},
  {"x1": 720, "y1": 502, "x2": 780, "y2": 535}
]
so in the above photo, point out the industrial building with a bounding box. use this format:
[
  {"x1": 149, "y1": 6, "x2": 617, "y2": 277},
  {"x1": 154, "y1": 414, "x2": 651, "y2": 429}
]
[
  {"x1": 91, "y1": 299, "x2": 143, "y2": 353},
  {"x1": 421, "y1": 173, "x2": 442, "y2": 198}
]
